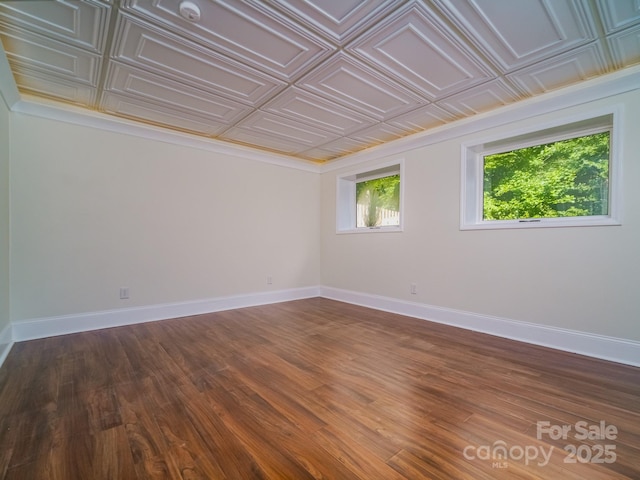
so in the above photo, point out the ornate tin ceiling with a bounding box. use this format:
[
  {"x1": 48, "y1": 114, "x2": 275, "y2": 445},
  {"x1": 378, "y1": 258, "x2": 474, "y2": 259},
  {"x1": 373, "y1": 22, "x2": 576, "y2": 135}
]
[{"x1": 0, "y1": 0, "x2": 638, "y2": 162}]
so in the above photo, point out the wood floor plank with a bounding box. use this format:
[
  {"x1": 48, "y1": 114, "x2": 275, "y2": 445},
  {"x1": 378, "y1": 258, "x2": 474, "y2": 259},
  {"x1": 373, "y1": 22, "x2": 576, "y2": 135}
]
[
  {"x1": 0, "y1": 298, "x2": 638, "y2": 479},
  {"x1": 154, "y1": 395, "x2": 257, "y2": 479},
  {"x1": 312, "y1": 425, "x2": 408, "y2": 480},
  {"x1": 213, "y1": 364, "x2": 329, "y2": 434}
]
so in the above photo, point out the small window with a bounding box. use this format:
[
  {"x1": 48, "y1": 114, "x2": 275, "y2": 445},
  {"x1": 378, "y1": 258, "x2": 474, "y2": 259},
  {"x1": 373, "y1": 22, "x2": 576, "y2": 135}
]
[
  {"x1": 461, "y1": 112, "x2": 621, "y2": 230},
  {"x1": 356, "y1": 173, "x2": 400, "y2": 228},
  {"x1": 337, "y1": 160, "x2": 404, "y2": 233}
]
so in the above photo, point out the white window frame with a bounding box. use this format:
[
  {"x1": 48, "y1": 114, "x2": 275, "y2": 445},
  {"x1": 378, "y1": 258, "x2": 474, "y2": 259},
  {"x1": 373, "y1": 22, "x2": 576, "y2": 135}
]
[
  {"x1": 336, "y1": 159, "x2": 405, "y2": 234},
  {"x1": 460, "y1": 107, "x2": 623, "y2": 230}
]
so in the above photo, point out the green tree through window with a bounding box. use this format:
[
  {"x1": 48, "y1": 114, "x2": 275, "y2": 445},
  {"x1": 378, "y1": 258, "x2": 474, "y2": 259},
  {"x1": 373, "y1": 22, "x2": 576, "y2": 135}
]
[
  {"x1": 356, "y1": 174, "x2": 400, "y2": 227},
  {"x1": 483, "y1": 132, "x2": 610, "y2": 220}
]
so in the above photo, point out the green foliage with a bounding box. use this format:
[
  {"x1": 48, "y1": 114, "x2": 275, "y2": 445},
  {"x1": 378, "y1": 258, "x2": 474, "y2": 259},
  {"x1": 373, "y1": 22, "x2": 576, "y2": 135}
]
[
  {"x1": 483, "y1": 132, "x2": 610, "y2": 220},
  {"x1": 361, "y1": 189, "x2": 381, "y2": 227},
  {"x1": 356, "y1": 174, "x2": 400, "y2": 227}
]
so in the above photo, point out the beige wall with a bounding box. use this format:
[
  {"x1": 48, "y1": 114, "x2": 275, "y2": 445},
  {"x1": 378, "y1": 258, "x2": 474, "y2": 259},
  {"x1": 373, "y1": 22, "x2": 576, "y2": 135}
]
[
  {"x1": 10, "y1": 113, "x2": 320, "y2": 321},
  {"x1": 321, "y1": 90, "x2": 640, "y2": 341},
  {"x1": 5, "y1": 83, "x2": 640, "y2": 345},
  {"x1": 0, "y1": 95, "x2": 9, "y2": 334}
]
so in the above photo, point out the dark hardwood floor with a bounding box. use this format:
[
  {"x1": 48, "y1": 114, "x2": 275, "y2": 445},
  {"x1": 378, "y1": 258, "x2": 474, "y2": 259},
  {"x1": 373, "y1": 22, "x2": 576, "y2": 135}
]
[{"x1": 0, "y1": 298, "x2": 638, "y2": 479}]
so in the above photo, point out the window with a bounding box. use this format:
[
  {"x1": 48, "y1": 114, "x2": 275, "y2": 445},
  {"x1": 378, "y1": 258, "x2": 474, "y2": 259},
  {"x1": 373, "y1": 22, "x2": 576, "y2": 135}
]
[
  {"x1": 337, "y1": 160, "x2": 404, "y2": 233},
  {"x1": 461, "y1": 111, "x2": 621, "y2": 230}
]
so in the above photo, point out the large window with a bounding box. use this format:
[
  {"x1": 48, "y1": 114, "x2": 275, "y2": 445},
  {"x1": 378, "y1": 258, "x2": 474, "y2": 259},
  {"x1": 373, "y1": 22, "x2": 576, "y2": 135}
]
[
  {"x1": 461, "y1": 112, "x2": 621, "y2": 230},
  {"x1": 337, "y1": 160, "x2": 404, "y2": 233}
]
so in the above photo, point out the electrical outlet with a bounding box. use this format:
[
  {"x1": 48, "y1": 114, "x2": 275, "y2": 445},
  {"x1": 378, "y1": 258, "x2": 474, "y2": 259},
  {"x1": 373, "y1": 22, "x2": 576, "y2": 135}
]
[
  {"x1": 267, "y1": 275, "x2": 273, "y2": 285},
  {"x1": 410, "y1": 283, "x2": 417, "y2": 295},
  {"x1": 119, "y1": 287, "x2": 130, "y2": 299}
]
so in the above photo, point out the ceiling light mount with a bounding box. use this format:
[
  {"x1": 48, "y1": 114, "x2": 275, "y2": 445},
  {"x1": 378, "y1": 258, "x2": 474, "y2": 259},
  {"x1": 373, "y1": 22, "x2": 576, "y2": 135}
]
[{"x1": 179, "y1": 1, "x2": 201, "y2": 22}]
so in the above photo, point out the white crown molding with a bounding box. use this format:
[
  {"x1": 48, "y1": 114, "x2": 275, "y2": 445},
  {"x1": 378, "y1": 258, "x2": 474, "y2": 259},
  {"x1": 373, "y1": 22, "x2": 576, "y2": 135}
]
[
  {"x1": 11, "y1": 286, "x2": 321, "y2": 342},
  {"x1": 0, "y1": 42, "x2": 20, "y2": 109},
  {"x1": 320, "y1": 286, "x2": 640, "y2": 368},
  {"x1": 0, "y1": 323, "x2": 13, "y2": 369},
  {"x1": 9, "y1": 96, "x2": 322, "y2": 174},
  {"x1": 320, "y1": 64, "x2": 640, "y2": 173},
  {"x1": 4, "y1": 26, "x2": 638, "y2": 177}
]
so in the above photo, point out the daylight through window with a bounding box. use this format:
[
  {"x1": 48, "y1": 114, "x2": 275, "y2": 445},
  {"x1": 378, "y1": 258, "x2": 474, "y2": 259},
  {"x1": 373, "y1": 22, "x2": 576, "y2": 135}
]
[
  {"x1": 356, "y1": 174, "x2": 400, "y2": 228},
  {"x1": 461, "y1": 111, "x2": 621, "y2": 230},
  {"x1": 483, "y1": 131, "x2": 610, "y2": 220},
  {"x1": 336, "y1": 161, "x2": 404, "y2": 233}
]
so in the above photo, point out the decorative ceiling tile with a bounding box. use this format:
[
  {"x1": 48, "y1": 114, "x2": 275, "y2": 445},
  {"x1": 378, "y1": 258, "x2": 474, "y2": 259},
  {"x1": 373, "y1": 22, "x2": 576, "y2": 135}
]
[
  {"x1": 296, "y1": 148, "x2": 341, "y2": 162},
  {"x1": 507, "y1": 43, "x2": 610, "y2": 95},
  {"x1": 267, "y1": 0, "x2": 398, "y2": 44},
  {"x1": 101, "y1": 91, "x2": 228, "y2": 136},
  {"x1": 222, "y1": 111, "x2": 340, "y2": 153},
  {"x1": 0, "y1": 0, "x2": 635, "y2": 163},
  {"x1": 262, "y1": 87, "x2": 376, "y2": 136},
  {"x1": 607, "y1": 25, "x2": 640, "y2": 68},
  {"x1": 349, "y1": 1, "x2": 495, "y2": 99},
  {"x1": 436, "y1": 79, "x2": 523, "y2": 117},
  {"x1": 10, "y1": 66, "x2": 97, "y2": 106},
  {"x1": 111, "y1": 13, "x2": 286, "y2": 106},
  {"x1": 297, "y1": 52, "x2": 425, "y2": 121},
  {"x1": 299, "y1": 136, "x2": 373, "y2": 161},
  {"x1": 0, "y1": 24, "x2": 101, "y2": 85},
  {"x1": 348, "y1": 123, "x2": 407, "y2": 145},
  {"x1": 596, "y1": 0, "x2": 640, "y2": 33},
  {"x1": 387, "y1": 104, "x2": 458, "y2": 133},
  {"x1": 0, "y1": 0, "x2": 110, "y2": 53},
  {"x1": 435, "y1": 0, "x2": 597, "y2": 72},
  {"x1": 122, "y1": 0, "x2": 334, "y2": 80},
  {"x1": 103, "y1": 62, "x2": 249, "y2": 126}
]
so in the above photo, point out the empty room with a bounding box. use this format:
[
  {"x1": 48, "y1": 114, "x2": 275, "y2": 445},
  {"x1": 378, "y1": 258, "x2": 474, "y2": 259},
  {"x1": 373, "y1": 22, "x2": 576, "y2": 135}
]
[{"x1": 0, "y1": 1, "x2": 639, "y2": 479}]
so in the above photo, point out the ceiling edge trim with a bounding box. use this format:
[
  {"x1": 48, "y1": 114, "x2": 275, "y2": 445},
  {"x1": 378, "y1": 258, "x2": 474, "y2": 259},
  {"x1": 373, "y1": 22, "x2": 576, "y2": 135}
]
[
  {"x1": 11, "y1": 98, "x2": 322, "y2": 173},
  {"x1": 0, "y1": 42, "x2": 20, "y2": 110},
  {"x1": 320, "y1": 65, "x2": 640, "y2": 173},
  {"x1": 0, "y1": 11, "x2": 316, "y2": 171}
]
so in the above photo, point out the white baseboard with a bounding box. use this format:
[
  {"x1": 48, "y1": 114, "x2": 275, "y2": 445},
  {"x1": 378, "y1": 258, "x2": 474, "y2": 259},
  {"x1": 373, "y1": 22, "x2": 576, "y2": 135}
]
[
  {"x1": 320, "y1": 286, "x2": 640, "y2": 368},
  {"x1": 12, "y1": 286, "x2": 321, "y2": 342},
  {"x1": 8, "y1": 285, "x2": 639, "y2": 368},
  {"x1": 0, "y1": 323, "x2": 13, "y2": 369}
]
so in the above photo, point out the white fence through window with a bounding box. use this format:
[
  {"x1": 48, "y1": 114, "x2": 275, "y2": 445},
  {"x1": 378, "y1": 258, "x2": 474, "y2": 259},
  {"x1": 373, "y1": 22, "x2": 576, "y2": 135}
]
[{"x1": 356, "y1": 204, "x2": 400, "y2": 227}]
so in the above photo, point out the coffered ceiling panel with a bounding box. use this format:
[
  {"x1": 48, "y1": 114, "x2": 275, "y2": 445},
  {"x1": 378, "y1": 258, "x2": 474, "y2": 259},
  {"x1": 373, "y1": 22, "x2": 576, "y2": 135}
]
[
  {"x1": 123, "y1": 0, "x2": 334, "y2": 80},
  {"x1": 262, "y1": 87, "x2": 376, "y2": 136},
  {"x1": 348, "y1": 122, "x2": 406, "y2": 146},
  {"x1": 437, "y1": 79, "x2": 522, "y2": 117},
  {"x1": 607, "y1": 24, "x2": 640, "y2": 68},
  {"x1": 435, "y1": 0, "x2": 597, "y2": 72},
  {"x1": 507, "y1": 43, "x2": 609, "y2": 94},
  {"x1": 297, "y1": 52, "x2": 424, "y2": 120},
  {"x1": 387, "y1": 104, "x2": 457, "y2": 133},
  {"x1": 596, "y1": 0, "x2": 640, "y2": 33},
  {"x1": 101, "y1": 91, "x2": 229, "y2": 136},
  {"x1": 349, "y1": 2, "x2": 495, "y2": 99},
  {"x1": 1, "y1": 24, "x2": 101, "y2": 85},
  {"x1": 11, "y1": 67, "x2": 97, "y2": 106},
  {"x1": 104, "y1": 62, "x2": 248, "y2": 126},
  {"x1": 0, "y1": 0, "x2": 110, "y2": 53},
  {"x1": 1, "y1": 0, "x2": 638, "y2": 163},
  {"x1": 299, "y1": 136, "x2": 372, "y2": 162},
  {"x1": 222, "y1": 110, "x2": 340, "y2": 152},
  {"x1": 266, "y1": 0, "x2": 397, "y2": 43},
  {"x1": 112, "y1": 14, "x2": 286, "y2": 105}
]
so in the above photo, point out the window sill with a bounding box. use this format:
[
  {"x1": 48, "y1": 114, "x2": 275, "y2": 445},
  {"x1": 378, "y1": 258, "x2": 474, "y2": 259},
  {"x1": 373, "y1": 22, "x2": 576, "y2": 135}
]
[
  {"x1": 337, "y1": 226, "x2": 404, "y2": 235},
  {"x1": 460, "y1": 216, "x2": 621, "y2": 230}
]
